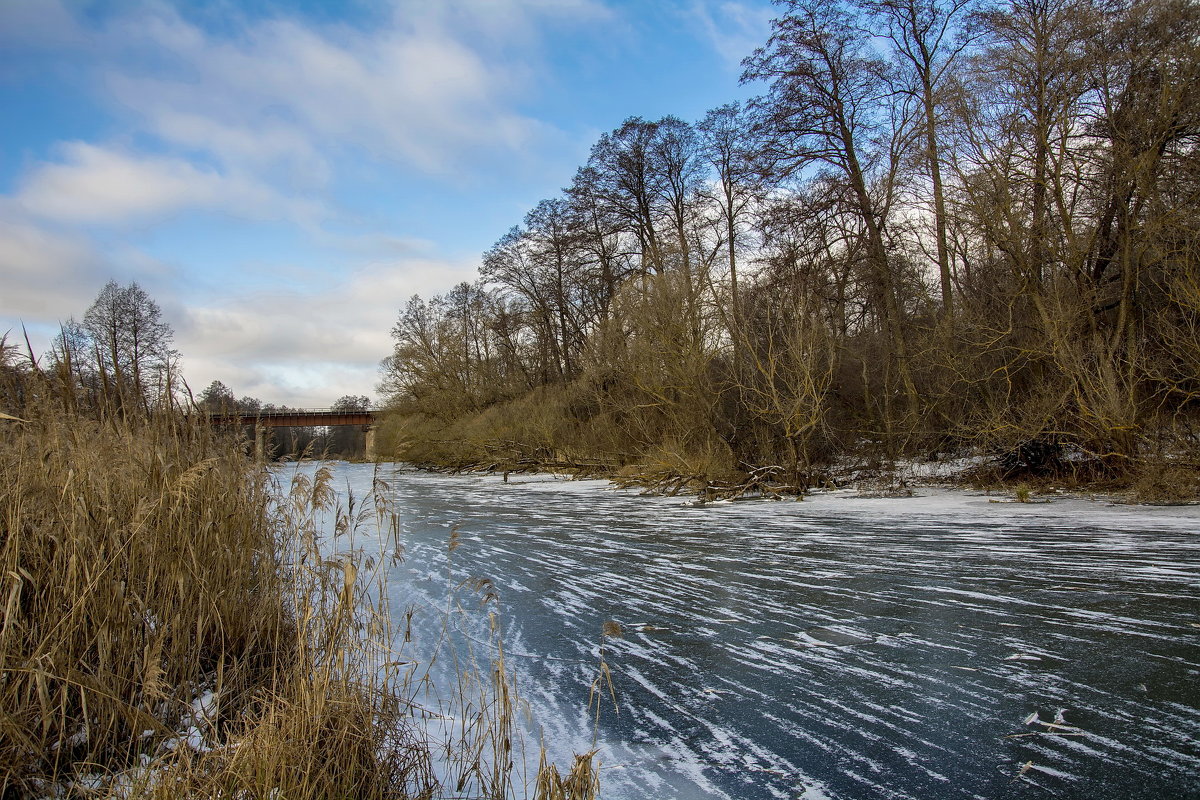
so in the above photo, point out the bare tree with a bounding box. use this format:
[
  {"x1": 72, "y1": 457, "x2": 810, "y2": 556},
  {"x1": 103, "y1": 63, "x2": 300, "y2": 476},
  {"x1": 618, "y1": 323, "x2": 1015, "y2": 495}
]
[
  {"x1": 582, "y1": 118, "x2": 667, "y2": 275},
  {"x1": 698, "y1": 102, "x2": 766, "y2": 333},
  {"x1": 650, "y1": 116, "x2": 707, "y2": 338},
  {"x1": 82, "y1": 281, "x2": 177, "y2": 413},
  {"x1": 46, "y1": 317, "x2": 98, "y2": 410},
  {"x1": 861, "y1": 0, "x2": 978, "y2": 321},
  {"x1": 567, "y1": 167, "x2": 635, "y2": 321},
  {"x1": 744, "y1": 0, "x2": 921, "y2": 416}
]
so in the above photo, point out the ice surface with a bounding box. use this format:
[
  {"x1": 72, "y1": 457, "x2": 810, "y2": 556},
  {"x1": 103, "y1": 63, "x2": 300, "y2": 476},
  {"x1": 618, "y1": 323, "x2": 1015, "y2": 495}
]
[{"x1": 289, "y1": 462, "x2": 1200, "y2": 800}]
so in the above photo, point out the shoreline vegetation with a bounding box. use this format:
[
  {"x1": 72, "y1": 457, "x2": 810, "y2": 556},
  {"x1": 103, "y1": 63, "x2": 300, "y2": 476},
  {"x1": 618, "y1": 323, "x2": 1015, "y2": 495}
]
[
  {"x1": 0, "y1": 401, "x2": 600, "y2": 794},
  {"x1": 384, "y1": 434, "x2": 1200, "y2": 507},
  {"x1": 375, "y1": 0, "x2": 1200, "y2": 507}
]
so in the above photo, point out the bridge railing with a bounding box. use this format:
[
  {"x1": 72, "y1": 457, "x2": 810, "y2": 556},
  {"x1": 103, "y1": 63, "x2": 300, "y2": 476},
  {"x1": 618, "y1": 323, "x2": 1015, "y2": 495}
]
[
  {"x1": 196, "y1": 407, "x2": 383, "y2": 417},
  {"x1": 195, "y1": 408, "x2": 382, "y2": 427}
]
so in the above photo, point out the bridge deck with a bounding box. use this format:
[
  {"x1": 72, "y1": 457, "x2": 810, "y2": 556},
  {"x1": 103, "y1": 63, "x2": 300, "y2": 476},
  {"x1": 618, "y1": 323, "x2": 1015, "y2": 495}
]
[{"x1": 204, "y1": 409, "x2": 379, "y2": 427}]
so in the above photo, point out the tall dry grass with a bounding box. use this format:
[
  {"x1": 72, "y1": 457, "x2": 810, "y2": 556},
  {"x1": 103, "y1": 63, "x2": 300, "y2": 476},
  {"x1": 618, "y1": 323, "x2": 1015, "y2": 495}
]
[
  {"x1": 0, "y1": 404, "x2": 599, "y2": 799},
  {"x1": 2, "y1": 407, "x2": 285, "y2": 793}
]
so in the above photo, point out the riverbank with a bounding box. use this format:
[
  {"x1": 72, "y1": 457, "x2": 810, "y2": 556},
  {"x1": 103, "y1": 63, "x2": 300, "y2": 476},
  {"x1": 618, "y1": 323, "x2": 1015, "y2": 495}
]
[
  {"x1": 394, "y1": 443, "x2": 1200, "y2": 507},
  {"x1": 375, "y1": 406, "x2": 1200, "y2": 505},
  {"x1": 385, "y1": 463, "x2": 1200, "y2": 524},
  {"x1": 0, "y1": 408, "x2": 409, "y2": 797}
]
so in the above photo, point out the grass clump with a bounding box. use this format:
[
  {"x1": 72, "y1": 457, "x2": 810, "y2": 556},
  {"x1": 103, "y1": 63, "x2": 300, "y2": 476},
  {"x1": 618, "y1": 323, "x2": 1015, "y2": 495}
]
[
  {"x1": 0, "y1": 318, "x2": 599, "y2": 796},
  {"x1": 1129, "y1": 463, "x2": 1200, "y2": 505}
]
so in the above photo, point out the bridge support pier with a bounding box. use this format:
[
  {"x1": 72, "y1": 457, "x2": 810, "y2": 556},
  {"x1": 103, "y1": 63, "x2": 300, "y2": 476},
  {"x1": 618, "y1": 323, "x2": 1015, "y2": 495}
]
[
  {"x1": 364, "y1": 425, "x2": 377, "y2": 461},
  {"x1": 206, "y1": 408, "x2": 377, "y2": 461},
  {"x1": 253, "y1": 422, "x2": 268, "y2": 462}
]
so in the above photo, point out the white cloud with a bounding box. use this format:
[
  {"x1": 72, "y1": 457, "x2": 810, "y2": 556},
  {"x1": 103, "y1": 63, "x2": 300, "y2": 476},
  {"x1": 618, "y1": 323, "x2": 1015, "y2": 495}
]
[
  {"x1": 0, "y1": 216, "x2": 183, "y2": 359},
  {"x1": 94, "y1": 3, "x2": 583, "y2": 177},
  {"x1": 148, "y1": 111, "x2": 329, "y2": 183},
  {"x1": 13, "y1": 142, "x2": 319, "y2": 227},
  {"x1": 0, "y1": 0, "x2": 616, "y2": 406},
  {"x1": 7, "y1": 0, "x2": 603, "y2": 177},
  {"x1": 177, "y1": 255, "x2": 478, "y2": 407},
  {"x1": 0, "y1": 217, "x2": 106, "y2": 318},
  {"x1": 386, "y1": 0, "x2": 614, "y2": 51},
  {"x1": 0, "y1": 215, "x2": 476, "y2": 406}
]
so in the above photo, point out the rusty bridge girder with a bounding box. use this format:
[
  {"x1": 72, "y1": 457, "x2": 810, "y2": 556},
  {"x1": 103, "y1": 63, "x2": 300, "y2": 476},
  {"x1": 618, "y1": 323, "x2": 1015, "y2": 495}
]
[{"x1": 203, "y1": 409, "x2": 378, "y2": 428}]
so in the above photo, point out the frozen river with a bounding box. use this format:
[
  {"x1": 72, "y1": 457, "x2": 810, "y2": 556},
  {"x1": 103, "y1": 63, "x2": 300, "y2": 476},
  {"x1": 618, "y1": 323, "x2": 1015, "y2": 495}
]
[{"x1": 296, "y1": 463, "x2": 1200, "y2": 799}]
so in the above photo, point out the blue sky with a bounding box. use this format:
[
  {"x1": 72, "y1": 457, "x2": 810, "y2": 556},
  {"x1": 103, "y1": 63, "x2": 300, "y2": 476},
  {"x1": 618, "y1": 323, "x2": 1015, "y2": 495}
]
[{"x1": 1, "y1": 0, "x2": 775, "y2": 407}]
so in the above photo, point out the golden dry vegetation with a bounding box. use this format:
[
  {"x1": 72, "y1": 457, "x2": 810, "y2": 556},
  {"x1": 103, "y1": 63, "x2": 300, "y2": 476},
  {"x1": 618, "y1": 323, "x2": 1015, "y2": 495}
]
[{"x1": 0, "y1": 344, "x2": 599, "y2": 798}]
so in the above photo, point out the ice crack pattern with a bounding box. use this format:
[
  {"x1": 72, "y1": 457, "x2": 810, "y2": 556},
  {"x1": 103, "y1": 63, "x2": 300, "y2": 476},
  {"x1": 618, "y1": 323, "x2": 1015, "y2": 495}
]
[{"x1": 310, "y1": 464, "x2": 1200, "y2": 800}]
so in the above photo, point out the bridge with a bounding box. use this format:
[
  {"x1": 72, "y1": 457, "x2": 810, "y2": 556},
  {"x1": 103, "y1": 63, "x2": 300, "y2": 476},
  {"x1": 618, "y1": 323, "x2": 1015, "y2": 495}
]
[
  {"x1": 204, "y1": 408, "x2": 379, "y2": 427},
  {"x1": 204, "y1": 407, "x2": 382, "y2": 460}
]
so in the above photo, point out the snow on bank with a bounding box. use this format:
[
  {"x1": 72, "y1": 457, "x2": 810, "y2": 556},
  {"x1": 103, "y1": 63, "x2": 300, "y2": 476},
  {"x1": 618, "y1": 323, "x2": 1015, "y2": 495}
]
[{"x1": 437, "y1": 464, "x2": 1199, "y2": 531}]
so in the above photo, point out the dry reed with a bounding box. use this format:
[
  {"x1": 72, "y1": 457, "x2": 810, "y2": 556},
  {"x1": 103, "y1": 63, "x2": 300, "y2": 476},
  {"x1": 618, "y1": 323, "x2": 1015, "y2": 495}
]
[
  {"x1": 1, "y1": 406, "x2": 297, "y2": 795},
  {"x1": 0, "y1": 402, "x2": 599, "y2": 799}
]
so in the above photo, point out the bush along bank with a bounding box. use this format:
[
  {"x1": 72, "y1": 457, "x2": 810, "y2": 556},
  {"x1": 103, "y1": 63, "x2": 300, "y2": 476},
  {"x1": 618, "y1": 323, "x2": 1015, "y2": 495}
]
[{"x1": 373, "y1": 387, "x2": 1200, "y2": 506}]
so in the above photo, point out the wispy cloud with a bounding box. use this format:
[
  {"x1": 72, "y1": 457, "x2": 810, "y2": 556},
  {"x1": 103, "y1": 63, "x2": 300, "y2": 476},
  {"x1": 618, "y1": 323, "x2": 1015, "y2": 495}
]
[
  {"x1": 1, "y1": 0, "x2": 615, "y2": 403},
  {"x1": 3, "y1": 0, "x2": 602, "y2": 177},
  {"x1": 93, "y1": 3, "x2": 579, "y2": 177},
  {"x1": 12, "y1": 143, "x2": 318, "y2": 227},
  {"x1": 4, "y1": 0, "x2": 753, "y2": 405},
  {"x1": 687, "y1": 0, "x2": 775, "y2": 70}
]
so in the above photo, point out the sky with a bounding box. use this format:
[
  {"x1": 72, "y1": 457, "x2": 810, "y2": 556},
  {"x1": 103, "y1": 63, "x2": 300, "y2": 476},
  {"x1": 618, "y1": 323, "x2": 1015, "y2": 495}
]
[{"x1": 1, "y1": 0, "x2": 775, "y2": 407}]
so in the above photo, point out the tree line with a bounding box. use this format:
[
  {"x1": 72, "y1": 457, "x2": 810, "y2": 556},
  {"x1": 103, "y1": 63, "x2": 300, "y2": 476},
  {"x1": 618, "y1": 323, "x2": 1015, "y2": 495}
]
[
  {"x1": 2, "y1": 280, "x2": 180, "y2": 418},
  {"x1": 1, "y1": 282, "x2": 370, "y2": 460},
  {"x1": 379, "y1": 0, "x2": 1200, "y2": 485}
]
